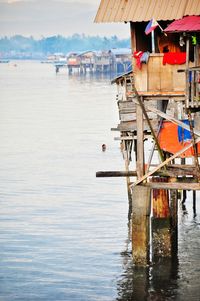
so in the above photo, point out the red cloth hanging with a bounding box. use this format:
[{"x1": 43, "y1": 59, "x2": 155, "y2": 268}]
[
  {"x1": 133, "y1": 51, "x2": 144, "y2": 69},
  {"x1": 163, "y1": 52, "x2": 186, "y2": 65}
]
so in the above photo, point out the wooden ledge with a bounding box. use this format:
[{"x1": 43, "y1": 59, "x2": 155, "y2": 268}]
[{"x1": 137, "y1": 91, "x2": 185, "y2": 97}]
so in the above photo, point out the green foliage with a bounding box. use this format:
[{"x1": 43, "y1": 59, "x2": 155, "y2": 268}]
[{"x1": 0, "y1": 34, "x2": 130, "y2": 57}]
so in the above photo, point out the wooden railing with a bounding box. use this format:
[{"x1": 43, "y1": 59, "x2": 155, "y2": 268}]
[{"x1": 186, "y1": 66, "x2": 200, "y2": 109}]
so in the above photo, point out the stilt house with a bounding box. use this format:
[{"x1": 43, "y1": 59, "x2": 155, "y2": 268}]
[
  {"x1": 95, "y1": 1, "x2": 200, "y2": 265},
  {"x1": 95, "y1": 0, "x2": 200, "y2": 184}
]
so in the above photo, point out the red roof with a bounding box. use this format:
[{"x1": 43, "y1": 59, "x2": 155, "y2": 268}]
[{"x1": 165, "y1": 15, "x2": 200, "y2": 32}]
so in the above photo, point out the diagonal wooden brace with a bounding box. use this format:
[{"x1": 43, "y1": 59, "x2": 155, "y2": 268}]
[{"x1": 130, "y1": 135, "x2": 200, "y2": 187}]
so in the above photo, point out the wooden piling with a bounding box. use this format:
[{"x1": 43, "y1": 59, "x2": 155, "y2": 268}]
[
  {"x1": 132, "y1": 186, "x2": 151, "y2": 265},
  {"x1": 151, "y1": 177, "x2": 171, "y2": 259},
  {"x1": 193, "y1": 190, "x2": 196, "y2": 216},
  {"x1": 170, "y1": 189, "x2": 178, "y2": 253},
  {"x1": 136, "y1": 103, "x2": 144, "y2": 178}
]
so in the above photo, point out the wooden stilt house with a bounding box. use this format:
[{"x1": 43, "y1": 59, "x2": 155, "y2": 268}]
[{"x1": 95, "y1": 1, "x2": 200, "y2": 265}]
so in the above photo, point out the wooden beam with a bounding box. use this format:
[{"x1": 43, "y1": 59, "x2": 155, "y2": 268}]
[
  {"x1": 96, "y1": 171, "x2": 136, "y2": 177},
  {"x1": 170, "y1": 164, "x2": 195, "y2": 169},
  {"x1": 186, "y1": 37, "x2": 190, "y2": 108},
  {"x1": 96, "y1": 166, "x2": 197, "y2": 178},
  {"x1": 168, "y1": 165, "x2": 197, "y2": 176},
  {"x1": 111, "y1": 120, "x2": 158, "y2": 132},
  {"x1": 137, "y1": 91, "x2": 185, "y2": 97},
  {"x1": 187, "y1": 109, "x2": 200, "y2": 179},
  {"x1": 114, "y1": 133, "x2": 152, "y2": 140},
  {"x1": 130, "y1": 22, "x2": 136, "y2": 53},
  {"x1": 188, "y1": 66, "x2": 200, "y2": 71},
  {"x1": 136, "y1": 101, "x2": 144, "y2": 178},
  {"x1": 123, "y1": 140, "x2": 132, "y2": 219},
  {"x1": 140, "y1": 182, "x2": 200, "y2": 190},
  {"x1": 114, "y1": 136, "x2": 134, "y2": 141}
]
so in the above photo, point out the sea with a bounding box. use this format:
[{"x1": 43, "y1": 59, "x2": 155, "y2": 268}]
[{"x1": 0, "y1": 60, "x2": 199, "y2": 301}]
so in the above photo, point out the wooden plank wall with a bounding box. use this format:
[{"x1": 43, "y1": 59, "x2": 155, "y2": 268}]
[{"x1": 133, "y1": 54, "x2": 186, "y2": 92}]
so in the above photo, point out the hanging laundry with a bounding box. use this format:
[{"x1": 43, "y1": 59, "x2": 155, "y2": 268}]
[
  {"x1": 133, "y1": 51, "x2": 150, "y2": 69},
  {"x1": 133, "y1": 51, "x2": 143, "y2": 69},
  {"x1": 163, "y1": 52, "x2": 186, "y2": 65},
  {"x1": 140, "y1": 51, "x2": 150, "y2": 64}
]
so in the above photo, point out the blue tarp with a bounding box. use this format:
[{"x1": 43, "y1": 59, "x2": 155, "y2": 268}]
[{"x1": 178, "y1": 120, "x2": 193, "y2": 142}]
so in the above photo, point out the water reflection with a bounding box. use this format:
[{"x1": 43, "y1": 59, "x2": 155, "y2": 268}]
[
  {"x1": 180, "y1": 190, "x2": 197, "y2": 218},
  {"x1": 67, "y1": 70, "x2": 125, "y2": 82},
  {"x1": 0, "y1": 61, "x2": 199, "y2": 301},
  {"x1": 116, "y1": 228, "x2": 179, "y2": 301},
  {"x1": 116, "y1": 190, "x2": 200, "y2": 301}
]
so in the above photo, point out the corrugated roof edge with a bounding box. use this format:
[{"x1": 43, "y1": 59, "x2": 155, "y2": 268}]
[{"x1": 94, "y1": 0, "x2": 200, "y2": 23}]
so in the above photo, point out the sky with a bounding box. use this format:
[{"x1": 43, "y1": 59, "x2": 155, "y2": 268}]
[{"x1": 0, "y1": 0, "x2": 130, "y2": 38}]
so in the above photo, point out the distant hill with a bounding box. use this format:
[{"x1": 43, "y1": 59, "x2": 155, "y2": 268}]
[{"x1": 0, "y1": 35, "x2": 131, "y2": 59}]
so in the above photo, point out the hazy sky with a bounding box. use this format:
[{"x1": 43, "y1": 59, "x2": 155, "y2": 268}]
[{"x1": 0, "y1": 0, "x2": 130, "y2": 38}]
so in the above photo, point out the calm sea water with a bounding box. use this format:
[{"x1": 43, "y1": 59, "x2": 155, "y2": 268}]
[{"x1": 0, "y1": 61, "x2": 199, "y2": 301}]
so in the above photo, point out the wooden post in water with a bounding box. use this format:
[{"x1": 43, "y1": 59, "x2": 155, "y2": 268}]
[
  {"x1": 125, "y1": 151, "x2": 133, "y2": 220},
  {"x1": 131, "y1": 97, "x2": 151, "y2": 265},
  {"x1": 132, "y1": 186, "x2": 151, "y2": 265},
  {"x1": 193, "y1": 190, "x2": 197, "y2": 216},
  {"x1": 120, "y1": 139, "x2": 133, "y2": 219},
  {"x1": 132, "y1": 92, "x2": 156, "y2": 264},
  {"x1": 151, "y1": 177, "x2": 172, "y2": 259},
  {"x1": 170, "y1": 189, "x2": 178, "y2": 254}
]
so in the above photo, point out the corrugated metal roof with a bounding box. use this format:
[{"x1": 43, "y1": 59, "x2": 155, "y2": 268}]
[
  {"x1": 94, "y1": 0, "x2": 200, "y2": 23},
  {"x1": 165, "y1": 15, "x2": 200, "y2": 32}
]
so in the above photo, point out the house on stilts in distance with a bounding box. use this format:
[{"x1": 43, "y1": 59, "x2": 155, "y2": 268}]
[
  {"x1": 95, "y1": 0, "x2": 200, "y2": 265},
  {"x1": 55, "y1": 49, "x2": 132, "y2": 74}
]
